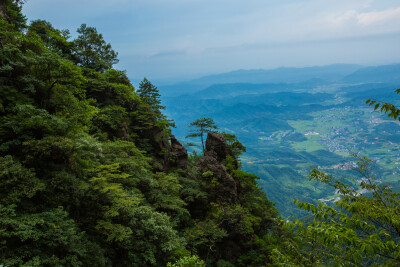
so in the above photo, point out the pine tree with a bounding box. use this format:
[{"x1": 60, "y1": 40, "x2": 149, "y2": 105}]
[
  {"x1": 137, "y1": 77, "x2": 165, "y2": 112},
  {"x1": 186, "y1": 118, "x2": 218, "y2": 154},
  {"x1": 0, "y1": 0, "x2": 26, "y2": 30},
  {"x1": 73, "y1": 24, "x2": 118, "y2": 72}
]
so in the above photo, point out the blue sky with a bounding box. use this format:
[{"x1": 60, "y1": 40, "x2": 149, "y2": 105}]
[{"x1": 23, "y1": 0, "x2": 400, "y2": 83}]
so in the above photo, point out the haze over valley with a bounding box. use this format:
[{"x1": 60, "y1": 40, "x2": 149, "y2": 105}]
[{"x1": 162, "y1": 63, "x2": 400, "y2": 217}]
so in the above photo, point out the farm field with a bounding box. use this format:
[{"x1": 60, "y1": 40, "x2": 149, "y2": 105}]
[{"x1": 242, "y1": 104, "x2": 400, "y2": 217}]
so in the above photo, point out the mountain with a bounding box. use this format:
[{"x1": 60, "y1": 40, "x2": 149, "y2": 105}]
[
  {"x1": 0, "y1": 5, "x2": 289, "y2": 266},
  {"x1": 192, "y1": 64, "x2": 362, "y2": 84},
  {"x1": 159, "y1": 64, "x2": 362, "y2": 96},
  {"x1": 343, "y1": 64, "x2": 400, "y2": 83},
  {"x1": 190, "y1": 82, "x2": 335, "y2": 100}
]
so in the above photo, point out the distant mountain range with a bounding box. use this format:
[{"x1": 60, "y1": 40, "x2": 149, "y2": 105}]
[
  {"x1": 159, "y1": 63, "x2": 400, "y2": 97},
  {"x1": 343, "y1": 64, "x2": 400, "y2": 83}
]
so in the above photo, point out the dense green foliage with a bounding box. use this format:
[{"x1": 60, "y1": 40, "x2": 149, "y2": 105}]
[
  {"x1": 1, "y1": 0, "x2": 26, "y2": 30},
  {"x1": 74, "y1": 24, "x2": 119, "y2": 72},
  {"x1": 0, "y1": 2, "x2": 291, "y2": 266}
]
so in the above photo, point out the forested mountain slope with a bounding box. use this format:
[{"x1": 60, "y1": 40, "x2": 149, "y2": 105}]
[{"x1": 0, "y1": 2, "x2": 299, "y2": 266}]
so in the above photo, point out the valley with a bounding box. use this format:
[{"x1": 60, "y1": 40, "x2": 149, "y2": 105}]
[{"x1": 162, "y1": 64, "x2": 400, "y2": 217}]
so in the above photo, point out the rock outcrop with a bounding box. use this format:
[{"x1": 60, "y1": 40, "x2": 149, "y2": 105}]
[
  {"x1": 197, "y1": 132, "x2": 238, "y2": 203},
  {"x1": 143, "y1": 126, "x2": 188, "y2": 171},
  {"x1": 171, "y1": 135, "x2": 188, "y2": 170},
  {"x1": 142, "y1": 126, "x2": 171, "y2": 171},
  {"x1": 205, "y1": 132, "x2": 228, "y2": 162}
]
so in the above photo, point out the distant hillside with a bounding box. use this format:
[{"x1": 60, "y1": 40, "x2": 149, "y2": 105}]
[
  {"x1": 191, "y1": 83, "x2": 293, "y2": 99},
  {"x1": 159, "y1": 64, "x2": 362, "y2": 96},
  {"x1": 193, "y1": 64, "x2": 362, "y2": 84},
  {"x1": 339, "y1": 83, "x2": 395, "y2": 93},
  {"x1": 343, "y1": 64, "x2": 400, "y2": 83},
  {"x1": 191, "y1": 81, "x2": 335, "y2": 99},
  {"x1": 342, "y1": 85, "x2": 399, "y2": 106}
]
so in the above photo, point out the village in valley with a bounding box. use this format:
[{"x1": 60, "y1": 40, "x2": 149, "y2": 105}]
[{"x1": 240, "y1": 96, "x2": 400, "y2": 217}]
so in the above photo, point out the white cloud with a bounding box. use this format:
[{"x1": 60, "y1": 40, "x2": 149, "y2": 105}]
[
  {"x1": 330, "y1": 10, "x2": 358, "y2": 26},
  {"x1": 357, "y1": 6, "x2": 400, "y2": 26},
  {"x1": 329, "y1": 6, "x2": 400, "y2": 27}
]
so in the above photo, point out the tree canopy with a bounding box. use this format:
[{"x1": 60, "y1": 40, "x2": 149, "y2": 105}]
[
  {"x1": 186, "y1": 118, "x2": 218, "y2": 154},
  {"x1": 138, "y1": 77, "x2": 164, "y2": 111},
  {"x1": 73, "y1": 24, "x2": 119, "y2": 72}
]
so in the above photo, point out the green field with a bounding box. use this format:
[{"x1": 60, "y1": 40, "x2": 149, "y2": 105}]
[{"x1": 242, "y1": 105, "x2": 400, "y2": 217}]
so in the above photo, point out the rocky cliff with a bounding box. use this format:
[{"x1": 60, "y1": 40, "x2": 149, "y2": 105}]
[{"x1": 197, "y1": 132, "x2": 238, "y2": 203}]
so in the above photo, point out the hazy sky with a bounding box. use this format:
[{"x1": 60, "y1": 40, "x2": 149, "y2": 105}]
[{"x1": 23, "y1": 0, "x2": 400, "y2": 82}]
